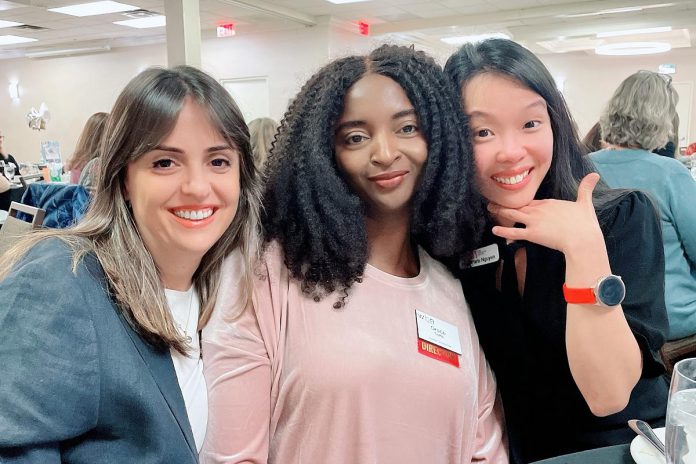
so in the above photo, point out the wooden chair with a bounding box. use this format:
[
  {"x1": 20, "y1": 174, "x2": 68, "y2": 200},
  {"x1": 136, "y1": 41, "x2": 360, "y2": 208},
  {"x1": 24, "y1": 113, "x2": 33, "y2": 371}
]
[
  {"x1": 19, "y1": 173, "x2": 44, "y2": 188},
  {"x1": 661, "y1": 336, "x2": 696, "y2": 375},
  {"x1": 0, "y1": 201, "x2": 45, "y2": 256}
]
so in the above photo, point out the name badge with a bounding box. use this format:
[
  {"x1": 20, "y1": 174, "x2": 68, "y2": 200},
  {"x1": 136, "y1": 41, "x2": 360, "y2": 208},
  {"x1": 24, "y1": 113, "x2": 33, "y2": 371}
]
[
  {"x1": 417, "y1": 340, "x2": 459, "y2": 367},
  {"x1": 466, "y1": 243, "x2": 500, "y2": 268},
  {"x1": 415, "y1": 310, "x2": 462, "y2": 355}
]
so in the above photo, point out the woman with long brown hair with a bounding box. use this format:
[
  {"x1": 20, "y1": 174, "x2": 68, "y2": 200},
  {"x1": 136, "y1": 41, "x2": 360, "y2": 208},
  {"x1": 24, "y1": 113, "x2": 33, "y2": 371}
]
[{"x1": 0, "y1": 65, "x2": 261, "y2": 463}]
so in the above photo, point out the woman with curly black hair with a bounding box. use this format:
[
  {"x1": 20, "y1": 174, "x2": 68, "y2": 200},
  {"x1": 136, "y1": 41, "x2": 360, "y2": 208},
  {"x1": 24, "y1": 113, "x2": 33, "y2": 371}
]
[{"x1": 201, "y1": 45, "x2": 508, "y2": 464}]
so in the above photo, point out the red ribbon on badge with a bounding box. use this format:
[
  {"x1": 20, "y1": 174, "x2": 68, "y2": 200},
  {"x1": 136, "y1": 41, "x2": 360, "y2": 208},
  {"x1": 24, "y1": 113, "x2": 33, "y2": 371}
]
[{"x1": 417, "y1": 339, "x2": 459, "y2": 367}]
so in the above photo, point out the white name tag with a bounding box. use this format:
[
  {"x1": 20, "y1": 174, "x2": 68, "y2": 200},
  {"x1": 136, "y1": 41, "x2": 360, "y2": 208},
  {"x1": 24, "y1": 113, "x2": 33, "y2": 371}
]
[
  {"x1": 468, "y1": 243, "x2": 500, "y2": 268},
  {"x1": 415, "y1": 310, "x2": 462, "y2": 355}
]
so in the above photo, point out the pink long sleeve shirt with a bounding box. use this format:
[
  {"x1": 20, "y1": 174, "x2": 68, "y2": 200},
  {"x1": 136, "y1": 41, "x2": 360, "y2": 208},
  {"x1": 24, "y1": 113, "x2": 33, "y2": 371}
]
[{"x1": 201, "y1": 245, "x2": 508, "y2": 464}]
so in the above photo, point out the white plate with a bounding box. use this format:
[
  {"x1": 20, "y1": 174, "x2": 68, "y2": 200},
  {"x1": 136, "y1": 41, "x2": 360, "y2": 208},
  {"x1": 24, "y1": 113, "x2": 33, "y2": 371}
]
[{"x1": 630, "y1": 426, "x2": 666, "y2": 464}]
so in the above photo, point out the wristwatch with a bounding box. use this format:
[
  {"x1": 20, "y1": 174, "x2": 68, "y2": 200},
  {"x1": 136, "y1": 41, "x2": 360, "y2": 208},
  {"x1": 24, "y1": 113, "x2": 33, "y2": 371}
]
[{"x1": 563, "y1": 275, "x2": 626, "y2": 307}]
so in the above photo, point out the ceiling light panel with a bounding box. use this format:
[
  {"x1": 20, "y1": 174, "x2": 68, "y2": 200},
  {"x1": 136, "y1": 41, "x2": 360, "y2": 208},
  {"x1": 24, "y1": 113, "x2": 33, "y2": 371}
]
[
  {"x1": 325, "y1": 0, "x2": 371, "y2": 4},
  {"x1": 595, "y1": 41, "x2": 671, "y2": 55},
  {"x1": 0, "y1": 34, "x2": 37, "y2": 45},
  {"x1": 0, "y1": 19, "x2": 22, "y2": 28},
  {"x1": 441, "y1": 32, "x2": 511, "y2": 45},
  {"x1": 597, "y1": 26, "x2": 672, "y2": 38},
  {"x1": 113, "y1": 15, "x2": 166, "y2": 28},
  {"x1": 49, "y1": 1, "x2": 139, "y2": 17},
  {"x1": 559, "y1": 3, "x2": 675, "y2": 18}
]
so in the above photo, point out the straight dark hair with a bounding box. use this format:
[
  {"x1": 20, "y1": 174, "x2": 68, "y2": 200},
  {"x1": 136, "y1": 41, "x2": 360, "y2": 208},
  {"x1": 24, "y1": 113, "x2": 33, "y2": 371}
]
[{"x1": 444, "y1": 39, "x2": 627, "y2": 225}]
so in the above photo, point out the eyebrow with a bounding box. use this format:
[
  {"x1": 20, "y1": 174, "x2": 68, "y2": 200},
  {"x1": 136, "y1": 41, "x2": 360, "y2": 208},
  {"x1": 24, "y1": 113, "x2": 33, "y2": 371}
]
[
  {"x1": 468, "y1": 99, "x2": 547, "y2": 119},
  {"x1": 153, "y1": 144, "x2": 234, "y2": 153},
  {"x1": 335, "y1": 108, "x2": 417, "y2": 133}
]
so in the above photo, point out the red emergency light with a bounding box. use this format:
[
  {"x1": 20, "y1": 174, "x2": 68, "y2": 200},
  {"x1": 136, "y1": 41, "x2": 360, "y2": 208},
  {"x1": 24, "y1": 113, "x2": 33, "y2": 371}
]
[
  {"x1": 217, "y1": 23, "x2": 235, "y2": 38},
  {"x1": 358, "y1": 21, "x2": 369, "y2": 36}
]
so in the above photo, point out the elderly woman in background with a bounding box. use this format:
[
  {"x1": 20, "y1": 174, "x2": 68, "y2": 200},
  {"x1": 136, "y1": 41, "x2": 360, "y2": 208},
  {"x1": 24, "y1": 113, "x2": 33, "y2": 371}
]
[
  {"x1": 64, "y1": 112, "x2": 109, "y2": 184},
  {"x1": 590, "y1": 70, "x2": 696, "y2": 347}
]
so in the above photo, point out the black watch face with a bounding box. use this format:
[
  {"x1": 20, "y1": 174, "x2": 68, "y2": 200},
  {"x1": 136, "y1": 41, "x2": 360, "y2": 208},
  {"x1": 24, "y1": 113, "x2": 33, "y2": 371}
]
[{"x1": 598, "y1": 277, "x2": 625, "y2": 306}]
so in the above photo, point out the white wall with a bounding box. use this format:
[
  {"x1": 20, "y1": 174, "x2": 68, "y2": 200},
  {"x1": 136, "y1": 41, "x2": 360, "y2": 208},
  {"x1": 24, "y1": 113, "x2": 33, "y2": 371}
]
[
  {"x1": 202, "y1": 23, "x2": 330, "y2": 123},
  {"x1": 0, "y1": 44, "x2": 165, "y2": 164},
  {"x1": 0, "y1": 20, "x2": 377, "y2": 164},
  {"x1": 541, "y1": 47, "x2": 696, "y2": 148},
  {"x1": 2, "y1": 29, "x2": 694, "y2": 164}
]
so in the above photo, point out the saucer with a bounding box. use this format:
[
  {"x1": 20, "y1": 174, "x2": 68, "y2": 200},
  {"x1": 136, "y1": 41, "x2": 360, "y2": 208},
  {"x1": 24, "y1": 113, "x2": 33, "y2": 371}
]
[{"x1": 630, "y1": 427, "x2": 665, "y2": 464}]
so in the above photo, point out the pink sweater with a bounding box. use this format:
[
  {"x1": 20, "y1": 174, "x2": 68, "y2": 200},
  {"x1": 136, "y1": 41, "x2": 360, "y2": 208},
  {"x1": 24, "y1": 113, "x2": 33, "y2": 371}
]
[{"x1": 202, "y1": 245, "x2": 508, "y2": 464}]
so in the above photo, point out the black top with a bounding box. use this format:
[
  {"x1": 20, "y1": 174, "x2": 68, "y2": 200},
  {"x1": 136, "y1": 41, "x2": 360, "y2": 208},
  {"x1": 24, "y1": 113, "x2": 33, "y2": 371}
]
[
  {"x1": 1, "y1": 153, "x2": 19, "y2": 170},
  {"x1": 653, "y1": 141, "x2": 676, "y2": 158},
  {"x1": 457, "y1": 191, "x2": 669, "y2": 463}
]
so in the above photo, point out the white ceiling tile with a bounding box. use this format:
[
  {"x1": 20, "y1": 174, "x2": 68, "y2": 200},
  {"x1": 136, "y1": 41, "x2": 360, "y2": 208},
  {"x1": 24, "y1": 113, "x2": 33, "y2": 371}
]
[{"x1": 0, "y1": 0, "x2": 693, "y2": 58}]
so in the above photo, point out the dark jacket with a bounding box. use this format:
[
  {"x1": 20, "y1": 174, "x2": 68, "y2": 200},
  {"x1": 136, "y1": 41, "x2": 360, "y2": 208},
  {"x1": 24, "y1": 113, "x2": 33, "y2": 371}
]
[{"x1": 0, "y1": 239, "x2": 199, "y2": 463}]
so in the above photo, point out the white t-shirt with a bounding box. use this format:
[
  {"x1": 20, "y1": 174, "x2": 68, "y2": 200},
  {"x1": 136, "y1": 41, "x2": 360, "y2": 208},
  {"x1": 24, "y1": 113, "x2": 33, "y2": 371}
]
[{"x1": 165, "y1": 287, "x2": 208, "y2": 452}]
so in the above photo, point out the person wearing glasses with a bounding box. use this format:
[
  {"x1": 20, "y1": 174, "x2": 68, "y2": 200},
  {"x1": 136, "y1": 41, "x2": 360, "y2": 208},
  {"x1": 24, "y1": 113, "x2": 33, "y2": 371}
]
[
  {"x1": 0, "y1": 131, "x2": 20, "y2": 178},
  {"x1": 590, "y1": 70, "x2": 696, "y2": 355}
]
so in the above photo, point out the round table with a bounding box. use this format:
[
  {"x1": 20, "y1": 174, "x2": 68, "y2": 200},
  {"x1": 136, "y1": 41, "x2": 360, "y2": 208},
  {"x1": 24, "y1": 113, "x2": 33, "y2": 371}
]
[{"x1": 531, "y1": 443, "x2": 634, "y2": 464}]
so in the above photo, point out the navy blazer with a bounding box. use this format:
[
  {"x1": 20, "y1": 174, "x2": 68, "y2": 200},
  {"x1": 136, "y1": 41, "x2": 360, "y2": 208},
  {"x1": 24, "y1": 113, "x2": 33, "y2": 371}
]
[{"x1": 0, "y1": 239, "x2": 199, "y2": 463}]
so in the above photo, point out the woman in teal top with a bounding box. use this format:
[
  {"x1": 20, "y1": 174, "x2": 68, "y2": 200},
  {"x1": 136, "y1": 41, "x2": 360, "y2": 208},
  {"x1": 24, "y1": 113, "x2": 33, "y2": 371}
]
[{"x1": 590, "y1": 70, "x2": 696, "y2": 340}]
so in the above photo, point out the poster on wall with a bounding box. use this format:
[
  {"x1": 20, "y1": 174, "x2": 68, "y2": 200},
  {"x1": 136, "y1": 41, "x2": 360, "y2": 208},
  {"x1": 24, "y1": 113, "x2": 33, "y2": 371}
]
[{"x1": 40, "y1": 140, "x2": 61, "y2": 163}]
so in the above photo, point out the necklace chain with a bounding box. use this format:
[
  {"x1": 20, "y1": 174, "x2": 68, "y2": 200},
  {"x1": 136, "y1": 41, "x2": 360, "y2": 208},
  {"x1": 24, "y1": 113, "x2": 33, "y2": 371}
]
[{"x1": 185, "y1": 288, "x2": 195, "y2": 344}]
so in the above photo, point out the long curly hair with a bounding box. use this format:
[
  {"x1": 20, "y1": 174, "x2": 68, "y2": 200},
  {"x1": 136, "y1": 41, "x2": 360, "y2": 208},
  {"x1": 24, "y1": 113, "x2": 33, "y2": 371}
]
[{"x1": 263, "y1": 44, "x2": 486, "y2": 302}]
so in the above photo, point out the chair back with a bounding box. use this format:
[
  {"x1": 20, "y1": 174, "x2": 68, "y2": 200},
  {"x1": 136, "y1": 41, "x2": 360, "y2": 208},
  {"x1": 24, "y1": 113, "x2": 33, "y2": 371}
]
[
  {"x1": 19, "y1": 174, "x2": 44, "y2": 188},
  {"x1": 0, "y1": 201, "x2": 45, "y2": 256},
  {"x1": 21, "y1": 183, "x2": 89, "y2": 229}
]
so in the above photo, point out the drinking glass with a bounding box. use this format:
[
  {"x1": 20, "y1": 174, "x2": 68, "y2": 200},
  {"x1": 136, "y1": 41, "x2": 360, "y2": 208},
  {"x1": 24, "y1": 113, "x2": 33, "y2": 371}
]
[
  {"x1": 3, "y1": 162, "x2": 15, "y2": 182},
  {"x1": 666, "y1": 358, "x2": 696, "y2": 464}
]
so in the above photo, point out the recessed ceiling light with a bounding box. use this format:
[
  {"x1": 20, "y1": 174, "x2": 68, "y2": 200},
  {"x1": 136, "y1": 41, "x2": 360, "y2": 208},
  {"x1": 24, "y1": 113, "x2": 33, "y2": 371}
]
[
  {"x1": 597, "y1": 26, "x2": 672, "y2": 38},
  {"x1": 0, "y1": 35, "x2": 37, "y2": 45},
  {"x1": 595, "y1": 41, "x2": 671, "y2": 55},
  {"x1": 0, "y1": 20, "x2": 23, "y2": 29},
  {"x1": 441, "y1": 32, "x2": 511, "y2": 45},
  {"x1": 325, "y1": 0, "x2": 370, "y2": 3},
  {"x1": 113, "y1": 15, "x2": 166, "y2": 28},
  {"x1": 49, "y1": 1, "x2": 138, "y2": 17}
]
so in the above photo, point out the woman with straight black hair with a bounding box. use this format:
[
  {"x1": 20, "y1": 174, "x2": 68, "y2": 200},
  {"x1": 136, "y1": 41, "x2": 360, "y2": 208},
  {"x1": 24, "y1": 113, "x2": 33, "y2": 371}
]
[
  {"x1": 445, "y1": 39, "x2": 668, "y2": 462},
  {"x1": 202, "y1": 44, "x2": 507, "y2": 464}
]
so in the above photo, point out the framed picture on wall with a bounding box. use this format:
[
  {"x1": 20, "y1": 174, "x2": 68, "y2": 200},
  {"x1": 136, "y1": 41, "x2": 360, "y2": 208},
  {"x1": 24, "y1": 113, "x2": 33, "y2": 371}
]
[
  {"x1": 40, "y1": 140, "x2": 61, "y2": 163},
  {"x1": 220, "y1": 76, "x2": 270, "y2": 123}
]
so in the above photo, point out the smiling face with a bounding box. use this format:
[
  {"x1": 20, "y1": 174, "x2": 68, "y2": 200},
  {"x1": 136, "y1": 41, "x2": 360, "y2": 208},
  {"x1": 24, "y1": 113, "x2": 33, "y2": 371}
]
[
  {"x1": 334, "y1": 73, "x2": 428, "y2": 218},
  {"x1": 463, "y1": 72, "x2": 553, "y2": 215},
  {"x1": 124, "y1": 97, "x2": 240, "y2": 274}
]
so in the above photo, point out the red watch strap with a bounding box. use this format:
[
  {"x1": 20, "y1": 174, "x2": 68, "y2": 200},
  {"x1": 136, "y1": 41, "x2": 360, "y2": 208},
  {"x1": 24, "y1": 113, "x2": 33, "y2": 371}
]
[{"x1": 563, "y1": 283, "x2": 596, "y2": 304}]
